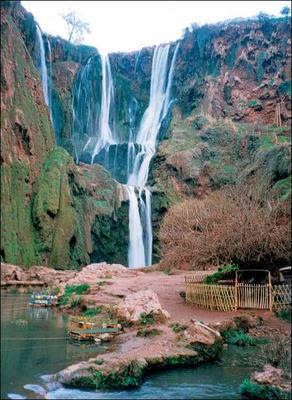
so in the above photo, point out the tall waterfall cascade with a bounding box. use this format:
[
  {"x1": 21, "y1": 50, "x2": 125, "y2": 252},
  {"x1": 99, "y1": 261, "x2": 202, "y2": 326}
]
[
  {"x1": 127, "y1": 43, "x2": 179, "y2": 268},
  {"x1": 35, "y1": 25, "x2": 52, "y2": 118},
  {"x1": 71, "y1": 43, "x2": 179, "y2": 268}
]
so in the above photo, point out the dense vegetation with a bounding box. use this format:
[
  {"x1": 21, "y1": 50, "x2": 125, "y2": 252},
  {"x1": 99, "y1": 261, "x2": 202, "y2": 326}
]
[{"x1": 160, "y1": 184, "x2": 290, "y2": 270}]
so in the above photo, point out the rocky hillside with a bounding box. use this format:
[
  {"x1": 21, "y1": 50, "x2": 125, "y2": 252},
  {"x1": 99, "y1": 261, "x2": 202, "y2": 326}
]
[
  {"x1": 1, "y1": 0, "x2": 291, "y2": 268},
  {"x1": 1, "y1": 1, "x2": 129, "y2": 269}
]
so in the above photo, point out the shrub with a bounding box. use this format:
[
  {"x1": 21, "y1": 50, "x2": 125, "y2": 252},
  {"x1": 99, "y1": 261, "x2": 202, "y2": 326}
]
[
  {"x1": 221, "y1": 329, "x2": 267, "y2": 346},
  {"x1": 74, "y1": 284, "x2": 90, "y2": 294},
  {"x1": 139, "y1": 312, "x2": 155, "y2": 326},
  {"x1": 70, "y1": 297, "x2": 82, "y2": 308},
  {"x1": 276, "y1": 310, "x2": 291, "y2": 323},
  {"x1": 240, "y1": 378, "x2": 290, "y2": 400},
  {"x1": 59, "y1": 284, "x2": 90, "y2": 306},
  {"x1": 170, "y1": 323, "x2": 188, "y2": 333},
  {"x1": 159, "y1": 185, "x2": 290, "y2": 270},
  {"x1": 83, "y1": 307, "x2": 102, "y2": 317},
  {"x1": 136, "y1": 328, "x2": 162, "y2": 337},
  {"x1": 203, "y1": 264, "x2": 238, "y2": 284},
  {"x1": 257, "y1": 335, "x2": 291, "y2": 380}
]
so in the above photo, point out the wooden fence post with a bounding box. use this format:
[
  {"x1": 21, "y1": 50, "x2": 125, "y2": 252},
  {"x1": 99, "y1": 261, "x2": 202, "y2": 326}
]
[
  {"x1": 268, "y1": 271, "x2": 273, "y2": 312},
  {"x1": 235, "y1": 271, "x2": 238, "y2": 311}
]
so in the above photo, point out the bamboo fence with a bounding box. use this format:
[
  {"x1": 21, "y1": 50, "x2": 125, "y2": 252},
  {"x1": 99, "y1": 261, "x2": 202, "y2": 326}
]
[
  {"x1": 272, "y1": 285, "x2": 291, "y2": 311},
  {"x1": 185, "y1": 276, "x2": 291, "y2": 312}
]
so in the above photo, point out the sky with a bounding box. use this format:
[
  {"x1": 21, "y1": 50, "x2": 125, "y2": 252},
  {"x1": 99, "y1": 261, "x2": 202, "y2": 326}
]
[{"x1": 22, "y1": 1, "x2": 291, "y2": 54}]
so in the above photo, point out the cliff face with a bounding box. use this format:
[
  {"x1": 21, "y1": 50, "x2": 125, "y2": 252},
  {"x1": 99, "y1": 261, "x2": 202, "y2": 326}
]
[
  {"x1": 1, "y1": 1, "x2": 291, "y2": 268},
  {"x1": 50, "y1": 16, "x2": 291, "y2": 153},
  {"x1": 1, "y1": 1, "x2": 54, "y2": 266},
  {"x1": 174, "y1": 19, "x2": 291, "y2": 124},
  {"x1": 0, "y1": 1, "x2": 128, "y2": 268}
]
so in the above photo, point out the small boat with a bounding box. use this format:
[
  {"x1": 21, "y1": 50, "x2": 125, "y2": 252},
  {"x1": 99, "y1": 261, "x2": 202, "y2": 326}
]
[
  {"x1": 29, "y1": 292, "x2": 58, "y2": 307},
  {"x1": 68, "y1": 316, "x2": 122, "y2": 342}
]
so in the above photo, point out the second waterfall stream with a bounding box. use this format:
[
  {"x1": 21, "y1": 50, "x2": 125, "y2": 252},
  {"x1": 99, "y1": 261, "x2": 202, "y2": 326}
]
[
  {"x1": 72, "y1": 43, "x2": 179, "y2": 268},
  {"x1": 127, "y1": 44, "x2": 179, "y2": 267}
]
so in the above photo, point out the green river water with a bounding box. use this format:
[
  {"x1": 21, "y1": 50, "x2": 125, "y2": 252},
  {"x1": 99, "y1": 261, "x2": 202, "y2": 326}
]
[{"x1": 1, "y1": 292, "x2": 258, "y2": 399}]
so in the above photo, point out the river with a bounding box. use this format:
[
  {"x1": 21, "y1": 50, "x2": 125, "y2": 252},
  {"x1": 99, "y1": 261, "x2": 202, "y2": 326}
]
[{"x1": 1, "y1": 292, "x2": 258, "y2": 399}]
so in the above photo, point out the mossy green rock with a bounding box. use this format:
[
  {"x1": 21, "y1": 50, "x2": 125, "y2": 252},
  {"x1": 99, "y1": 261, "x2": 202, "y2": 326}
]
[
  {"x1": 1, "y1": 5, "x2": 54, "y2": 266},
  {"x1": 32, "y1": 147, "x2": 128, "y2": 269}
]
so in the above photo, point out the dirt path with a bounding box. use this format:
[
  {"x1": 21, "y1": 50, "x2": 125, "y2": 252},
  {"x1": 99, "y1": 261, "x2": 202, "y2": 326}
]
[{"x1": 85, "y1": 270, "x2": 237, "y2": 323}]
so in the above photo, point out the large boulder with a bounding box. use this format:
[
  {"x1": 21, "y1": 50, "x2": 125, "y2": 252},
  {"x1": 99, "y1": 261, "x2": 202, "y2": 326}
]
[
  {"x1": 66, "y1": 263, "x2": 129, "y2": 285},
  {"x1": 251, "y1": 364, "x2": 291, "y2": 392},
  {"x1": 184, "y1": 320, "x2": 221, "y2": 346},
  {"x1": 115, "y1": 289, "x2": 170, "y2": 323},
  {"x1": 1, "y1": 263, "x2": 25, "y2": 282}
]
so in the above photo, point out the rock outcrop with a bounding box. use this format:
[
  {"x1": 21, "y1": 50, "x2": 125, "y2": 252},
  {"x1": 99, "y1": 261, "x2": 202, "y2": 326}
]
[
  {"x1": 251, "y1": 364, "x2": 291, "y2": 392},
  {"x1": 115, "y1": 289, "x2": 170, "y2": 323},
  {"x1": 48, "y1": 321, "x2": 222, "y2": 391}
]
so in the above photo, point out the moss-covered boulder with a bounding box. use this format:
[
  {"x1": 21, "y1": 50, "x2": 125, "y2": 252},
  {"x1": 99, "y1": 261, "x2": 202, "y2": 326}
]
[{"x1": 31, "y1": 147, "x2": 129, "y2": 269}]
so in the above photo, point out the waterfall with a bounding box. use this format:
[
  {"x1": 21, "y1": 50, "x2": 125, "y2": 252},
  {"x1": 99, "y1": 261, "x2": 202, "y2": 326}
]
[
  {"x1": 35, "y1": 25, "x2": 49, "y2": 108},
  {"x1": 47, "y1": 37, "x2": 53, "y2": 120},
  {"x1": 71, "y1": 42, "x2": 179, "y2": 268},
  {"x1": 127, "y1": 43, "x2": 179, "y2": 268},
  {"x1": 91, "y1": 54, "x2": 116, "y2": 163}
]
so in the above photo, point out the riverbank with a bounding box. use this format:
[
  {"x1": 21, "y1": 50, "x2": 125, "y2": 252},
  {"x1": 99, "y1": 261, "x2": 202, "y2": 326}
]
[{"x1": 1, "y1": 262, "x2": 291, "y2": 397}]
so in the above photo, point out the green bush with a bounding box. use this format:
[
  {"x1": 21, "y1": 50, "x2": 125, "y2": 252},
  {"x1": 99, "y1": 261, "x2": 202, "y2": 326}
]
[
  {"x1": 70, "y1": 297, "x2": 82, "y2": 308},
  {"x1": 257, "y1": 335, "x2": 291, "y2": 379},
  {"x1": 276, "y1": 310, "x2": 291, "y2": 323},
  {"x1": 170, "y1": 323, "x2": 188, "y2": 333},
  {"x1": 139, "y1": 312, "x2": 155, "y2": 326},
  {"x1": 136, "y1": 328, "x2": 162, "y2": 337},
  {"x1": 221, "y1": 329, "x2": 267, "y2": 346},
  {"x1": 83, "y1": 307, "x2": 102, "y2": 317},
  {"x1": 203, "y1": 264, "x2": 239, "y2": 284},
  {"x1": 59, "y1": 284, "x2": 90, "y2": 305},
  {"x1": 240, "y1": 378, "x2": 290, "y2": 400},
  {"x1": 74, "y1": 284, "x2": 90, "y2": 294}
]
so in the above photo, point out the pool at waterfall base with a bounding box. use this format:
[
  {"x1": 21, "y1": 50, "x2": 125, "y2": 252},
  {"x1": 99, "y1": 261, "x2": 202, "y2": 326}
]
[{"x1": 1, "y1": 292, "x2": 260, "y2": 400}]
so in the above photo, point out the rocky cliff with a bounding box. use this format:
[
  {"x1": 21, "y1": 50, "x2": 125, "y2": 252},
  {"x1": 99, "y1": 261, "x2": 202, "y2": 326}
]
[{"x1": 1, "y1": 1, "x2": 129, "y2": 269}]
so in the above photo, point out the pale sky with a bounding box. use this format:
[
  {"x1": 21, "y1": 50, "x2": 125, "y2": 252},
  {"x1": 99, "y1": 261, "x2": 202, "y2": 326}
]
[{"x1": 22, "y1": 1, "x2": 290, "y2": 54}]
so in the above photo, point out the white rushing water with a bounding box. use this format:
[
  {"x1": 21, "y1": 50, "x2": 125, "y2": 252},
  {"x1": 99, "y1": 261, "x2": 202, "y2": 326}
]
[
  {"x1": 127, "y1": 43, "x2": 179, "y2": 268},
  {"x1": 91, "y1": 54, "x2": 116, "y2": 163},
  {"x1": 71, "y1": 43, "x2": 179, "y2": 268},
  {"x1": 35, "y1": 25, "x2": 49, "y2": 108}
]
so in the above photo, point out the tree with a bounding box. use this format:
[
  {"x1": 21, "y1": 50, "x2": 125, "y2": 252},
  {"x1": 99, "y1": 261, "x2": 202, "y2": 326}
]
[
  {"x1": 257, "y1": 11, "x2": 271, "y2": 23},
  {"x1": 61, "y1": 11, "x2": 91, "y2": 44},
  {"x1": 280, "y1": 6, "x2": 290, "y2": 17}
]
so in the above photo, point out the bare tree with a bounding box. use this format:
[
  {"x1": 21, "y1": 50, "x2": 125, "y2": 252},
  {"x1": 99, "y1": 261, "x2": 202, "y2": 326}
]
[
  {"x1": 61, "y1": 11, "x2": 91, "y2": 44},
  {"x1": 280, "y1": 6, "x2": 290, "y2": 17}
]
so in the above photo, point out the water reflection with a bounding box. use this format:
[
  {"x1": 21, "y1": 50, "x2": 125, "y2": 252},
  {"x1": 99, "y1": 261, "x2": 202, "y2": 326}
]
[
  {"x1": 1, "y1": 293, "x2": 108, "y2": 399},
  {"x1": 2, "y1": 293, "x2": 259, "y2": 400}
]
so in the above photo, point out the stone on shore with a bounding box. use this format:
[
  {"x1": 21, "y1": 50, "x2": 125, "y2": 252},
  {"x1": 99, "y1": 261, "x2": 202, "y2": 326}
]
[{"x1": 115, "y1": 289, "x2": 171, "y2": 323}]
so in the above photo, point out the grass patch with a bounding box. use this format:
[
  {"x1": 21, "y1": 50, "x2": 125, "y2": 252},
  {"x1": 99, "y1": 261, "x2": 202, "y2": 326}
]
[
  {"x1": 170, "y1": 323, "x2": 188, "y2": 333},
  {"x1": 83, "y1": 307, "x2": 102, "y2": 317},
  {"x1": 70, "y1": 297, "x2": 82, "y2": 308},
  {"x1": 8, "y1": 287, "x2": 19, "y2": 294},
  {"x1": 257, "y1": 335, "x2": 291, "y2": 380},
  {"x1": 240, "y1": 378, "x2": 290, "y2": 400},
  {"x1": 139, "y1": 312, "x2": 155, "y2": 326},
  {"x1": 260, "y1": 135, "x2": 274, "y2": 149},
  {"x1": 276, "y1": 310, "x2": 291, "y2": 323},
  {"x1": 59, "y1": 284, "x2": 90, "y2": 306},
  {"x1": 94, "y1": 359, "x2": 104, "y2": 365},
  {"x1": 221, "y1": 329, "x2": 267, "y2": 346},
  {"x1": 136, "y1": 328, "x2": 162, "y2": 337}
]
